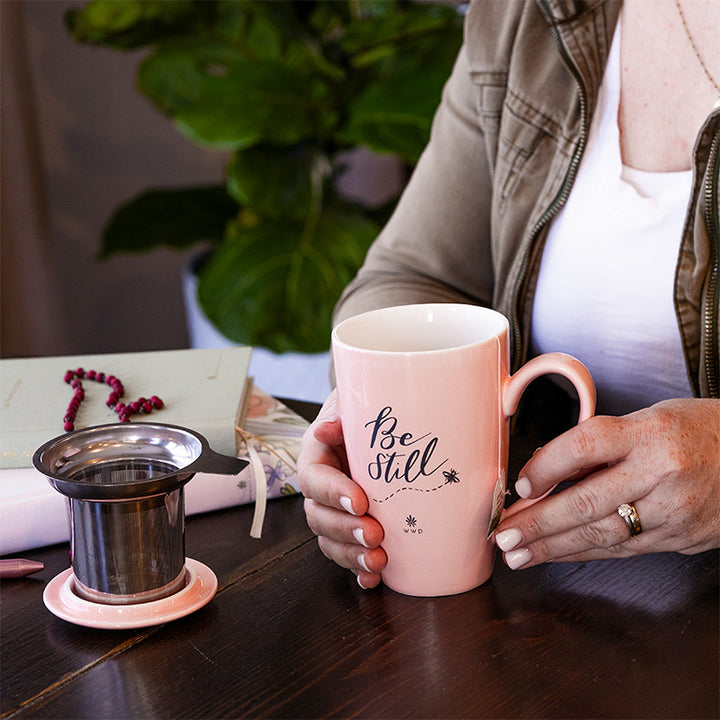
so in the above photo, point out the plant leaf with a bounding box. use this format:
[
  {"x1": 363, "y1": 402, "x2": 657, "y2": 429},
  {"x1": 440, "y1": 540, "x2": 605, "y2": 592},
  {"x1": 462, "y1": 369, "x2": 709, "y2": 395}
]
[
  {"x1": 100, "y1": 186, "x2": 238, "y2": 257},
  {"x1": 197, "y1": 206, "x2": 378, "y2": 352},
  {"x1": 226, "y1": 144, "x2": 331, "y2": 222},
  {"x1": 339, "y1": 3, "x2": 460, "y2": 57},
  {"x1": 64, "y1": 0, "x2": 202, "y2": 50},
  {"x1": 337, "y1": 64, "x2": 451, "y2": 164},
  {"x1": 138, "y1": 46, "x2": 337, "y2": 149},
  {"x1": 337, "y1": 8, "x2": 462, "y2": 163}
]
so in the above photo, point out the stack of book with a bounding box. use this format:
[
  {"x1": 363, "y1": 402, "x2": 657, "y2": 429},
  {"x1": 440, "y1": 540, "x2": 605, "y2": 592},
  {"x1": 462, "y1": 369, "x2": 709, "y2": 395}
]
[{"x1": 0, "y1": 347, "x2": 309, "y2": 554}]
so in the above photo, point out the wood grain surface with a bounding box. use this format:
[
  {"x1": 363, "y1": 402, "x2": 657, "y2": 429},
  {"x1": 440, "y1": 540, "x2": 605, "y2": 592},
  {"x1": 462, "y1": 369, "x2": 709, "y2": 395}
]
[{"x1": 2, "y1": 399, "x2": 718, "y2": 719}]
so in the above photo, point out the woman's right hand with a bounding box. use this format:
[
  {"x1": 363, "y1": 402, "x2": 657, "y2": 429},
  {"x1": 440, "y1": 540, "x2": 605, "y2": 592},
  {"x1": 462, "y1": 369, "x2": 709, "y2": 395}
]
[{"x1": 297, "y1": 389, "x2": 387, "y2": 589}]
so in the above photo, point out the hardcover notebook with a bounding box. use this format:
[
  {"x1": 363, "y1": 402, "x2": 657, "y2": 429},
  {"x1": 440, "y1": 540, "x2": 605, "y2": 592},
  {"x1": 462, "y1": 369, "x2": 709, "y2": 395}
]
[
  {"x1": 0, "y1": 347, "x2": 307, "y2": 554},
  {"x1": 1, "y1": 347, "x2": 252, "y2": 469}
]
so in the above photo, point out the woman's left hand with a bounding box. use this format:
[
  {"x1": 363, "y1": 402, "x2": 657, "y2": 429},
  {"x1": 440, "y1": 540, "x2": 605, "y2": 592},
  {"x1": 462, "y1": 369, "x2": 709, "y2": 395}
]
[{"x1": 493, "y1": 398, "x2": 720, "y2": 569}]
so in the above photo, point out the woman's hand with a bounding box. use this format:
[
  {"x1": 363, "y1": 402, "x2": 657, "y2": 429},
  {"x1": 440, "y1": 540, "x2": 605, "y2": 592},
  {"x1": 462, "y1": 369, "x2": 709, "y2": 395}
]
[
  {"x1": 297, "y1": 390, "x2": 387, "y2": 588},
  {"x1": 494, "y1": 398, "x2": 720, "y2": 569}
]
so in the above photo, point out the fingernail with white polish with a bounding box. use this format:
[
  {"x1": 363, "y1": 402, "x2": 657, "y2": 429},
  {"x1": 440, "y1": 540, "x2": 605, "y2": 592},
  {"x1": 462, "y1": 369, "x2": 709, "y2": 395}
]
[
  {"x1": 505, "y1": 548, "x2": 532, "y2": 570},
  {"x1": 353, "y1": 527, "x2": 370, "y2": 548},
  {"x1": 515, "y1": 476, "x2": 532, "y2": 498},
  {"x1": 358, "y1": 553, "x2": 371, "y2": 573},
  {"x1": 495, "y1": 528, "x2": 523, "y2": 552},
  {"x1": 356, "y1": 574, "x2": 369, "y2": 590},
  {"x1": 340, "y1": 495, "x2": 357, "y2": 516}
]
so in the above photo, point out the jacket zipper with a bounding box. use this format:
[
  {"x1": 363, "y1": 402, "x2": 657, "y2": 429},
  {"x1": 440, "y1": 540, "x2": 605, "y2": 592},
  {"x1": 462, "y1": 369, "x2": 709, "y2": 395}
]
[
  {"x1": 703, "y1": 129, "x2": 719, "y2": 397},
  {"x1": 510, "y1": 0, "x2": 589, "y2": 371},
  {"x1": 514, "y1": 5, "x2": 718, "y2": 397}
]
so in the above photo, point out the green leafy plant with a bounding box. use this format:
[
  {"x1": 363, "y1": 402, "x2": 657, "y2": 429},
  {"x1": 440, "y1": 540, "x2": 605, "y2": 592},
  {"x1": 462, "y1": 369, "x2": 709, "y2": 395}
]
[{"x1": 66, "y1": 0, "x2": 463, "y2": 352}]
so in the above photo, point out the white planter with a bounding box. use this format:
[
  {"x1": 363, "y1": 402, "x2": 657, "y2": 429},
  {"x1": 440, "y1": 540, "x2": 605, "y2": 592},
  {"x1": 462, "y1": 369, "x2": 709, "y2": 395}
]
[{"x1": 182, "y1": 260, "x2": 331, "y2": 404}]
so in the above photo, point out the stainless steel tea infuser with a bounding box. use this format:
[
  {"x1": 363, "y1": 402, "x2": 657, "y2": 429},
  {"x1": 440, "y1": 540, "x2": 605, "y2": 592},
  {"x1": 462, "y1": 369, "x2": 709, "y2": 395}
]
[{"x1": 34, "y1": 422, "x2": 247, "y2": 606}]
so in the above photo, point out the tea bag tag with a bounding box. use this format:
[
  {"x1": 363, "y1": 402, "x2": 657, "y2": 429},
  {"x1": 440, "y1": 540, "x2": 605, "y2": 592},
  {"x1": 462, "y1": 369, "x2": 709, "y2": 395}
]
[{"x1": 487, "y1": 470, "x2": 507, "y2": 538}]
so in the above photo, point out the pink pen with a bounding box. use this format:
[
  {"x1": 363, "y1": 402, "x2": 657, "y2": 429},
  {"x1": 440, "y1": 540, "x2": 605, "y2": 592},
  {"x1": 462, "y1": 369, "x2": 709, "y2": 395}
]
[{"x1": 0, "y1": 559, "x2": 45, "y2": 579}]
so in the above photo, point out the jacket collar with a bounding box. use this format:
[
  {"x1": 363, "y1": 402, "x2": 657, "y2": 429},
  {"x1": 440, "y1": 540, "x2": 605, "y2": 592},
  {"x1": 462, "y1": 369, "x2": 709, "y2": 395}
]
[{"x1": 535, "y1": 0, "x2": 622, "y2": 127}]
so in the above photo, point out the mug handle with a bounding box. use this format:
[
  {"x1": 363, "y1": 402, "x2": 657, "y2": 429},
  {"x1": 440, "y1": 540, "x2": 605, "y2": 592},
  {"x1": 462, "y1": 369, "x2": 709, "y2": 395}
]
[{"x1": 500, "y1": 352, "x2": 596, "y2": 519}]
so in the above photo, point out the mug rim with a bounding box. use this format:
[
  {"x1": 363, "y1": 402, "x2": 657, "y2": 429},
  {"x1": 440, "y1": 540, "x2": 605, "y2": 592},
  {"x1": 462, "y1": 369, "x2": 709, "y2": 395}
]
[{"x1": 332, "y1": 303, "x2": 508, "y2": 355}]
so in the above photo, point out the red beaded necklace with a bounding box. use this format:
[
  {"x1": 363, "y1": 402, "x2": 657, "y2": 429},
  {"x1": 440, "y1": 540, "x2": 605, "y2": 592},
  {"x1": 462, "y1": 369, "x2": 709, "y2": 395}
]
[{"x1": 63, "y1": 367, "x2": 164, "y2": 432}]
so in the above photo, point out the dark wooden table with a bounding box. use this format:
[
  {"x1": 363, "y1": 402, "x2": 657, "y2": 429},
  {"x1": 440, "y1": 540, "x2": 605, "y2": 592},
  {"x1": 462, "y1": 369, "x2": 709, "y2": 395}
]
[{"x1": 2, "y1": 400, "x2": 718, "y2": 719}]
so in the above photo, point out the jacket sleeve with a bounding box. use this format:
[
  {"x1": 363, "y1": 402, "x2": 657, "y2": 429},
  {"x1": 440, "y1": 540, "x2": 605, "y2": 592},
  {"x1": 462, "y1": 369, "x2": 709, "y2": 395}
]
[{"x1": 332, "y1": 40, "x2": 496, "y2": 326}]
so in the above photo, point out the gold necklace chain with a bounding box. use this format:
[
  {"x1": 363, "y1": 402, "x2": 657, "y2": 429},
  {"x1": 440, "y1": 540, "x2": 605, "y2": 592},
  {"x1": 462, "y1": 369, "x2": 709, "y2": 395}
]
[{"x1": 675, "y1": 0, "x2": 720, "y2": 95}]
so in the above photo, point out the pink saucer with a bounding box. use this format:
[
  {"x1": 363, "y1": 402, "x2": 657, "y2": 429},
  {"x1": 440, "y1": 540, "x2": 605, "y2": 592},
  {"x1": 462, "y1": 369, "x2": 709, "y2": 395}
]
[{"x1": 43, "y1": 558, "x2": 218, "y2": 629}]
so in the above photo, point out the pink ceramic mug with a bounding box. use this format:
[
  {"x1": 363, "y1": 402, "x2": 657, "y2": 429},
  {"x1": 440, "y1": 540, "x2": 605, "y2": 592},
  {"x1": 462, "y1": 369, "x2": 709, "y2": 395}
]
[{"x1": 332, "y1": 303, "x2": 596, "y2": 597}]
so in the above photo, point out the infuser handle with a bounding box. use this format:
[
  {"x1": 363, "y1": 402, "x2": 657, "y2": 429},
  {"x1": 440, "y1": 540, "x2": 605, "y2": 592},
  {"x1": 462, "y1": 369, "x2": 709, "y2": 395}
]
[{"x1": 185, "y1": 449, "x2": 248, "y2": 476}]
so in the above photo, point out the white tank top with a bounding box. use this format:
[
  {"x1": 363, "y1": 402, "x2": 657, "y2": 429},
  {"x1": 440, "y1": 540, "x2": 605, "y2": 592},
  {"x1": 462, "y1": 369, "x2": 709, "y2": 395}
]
[{"x1": 530, "y1": 17, "x2": 694, "y2": 415}]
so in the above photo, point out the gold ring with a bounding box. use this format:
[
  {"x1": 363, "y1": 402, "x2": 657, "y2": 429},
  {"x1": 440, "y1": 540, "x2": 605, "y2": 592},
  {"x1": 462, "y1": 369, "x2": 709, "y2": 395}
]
[{"x1": 617, "y1": 503, "x2": 643, "y2": 537}]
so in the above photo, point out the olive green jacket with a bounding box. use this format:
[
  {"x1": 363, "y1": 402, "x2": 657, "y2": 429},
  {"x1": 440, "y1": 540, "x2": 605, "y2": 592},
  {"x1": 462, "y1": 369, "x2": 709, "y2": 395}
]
[{"x1": 334, "y1": 0, "x2": 719, "y2": 399}]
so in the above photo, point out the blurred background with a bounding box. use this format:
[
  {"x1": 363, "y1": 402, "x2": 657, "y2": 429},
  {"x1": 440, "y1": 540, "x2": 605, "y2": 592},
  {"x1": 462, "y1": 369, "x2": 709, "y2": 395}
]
[
  {"x1": 3, "y1": 0, "x2": 222, "y2": 358},
  {"x1": 1, "y1": 0, "x2": 463, "y2": 401},
  {"x1": 1, "y1": 0, "x2": 407, "y2": 359}
]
